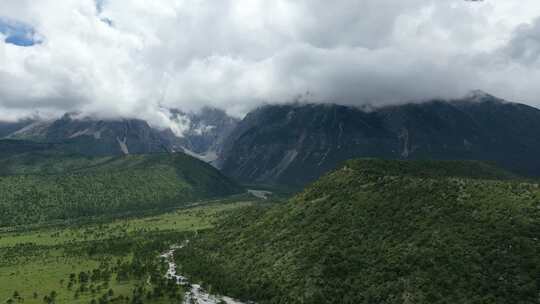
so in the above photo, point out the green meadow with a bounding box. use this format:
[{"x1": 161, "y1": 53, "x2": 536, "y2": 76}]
[{"x1": 0, "y1": 200, "x2": 255, "y2": 304}]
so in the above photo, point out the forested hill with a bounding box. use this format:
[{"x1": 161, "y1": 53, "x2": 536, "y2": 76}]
[
  {"x1": 175, "y1": 159, "x2": 540, "y2": 304},
  {"x1": 341, "y1": 159, "x2": 518, "y2": 180},
  {"x1": 0, "y1": 139, "x2": 59, "y2": 157},
  {"x1": 0, "y1": 152, "x2": 243, "y2": 227}
]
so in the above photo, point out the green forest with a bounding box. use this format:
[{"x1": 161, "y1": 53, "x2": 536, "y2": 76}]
[
  {"x1": 173, "y1": 159, "x2": 540, "y2": 304},
  {"x1": 3, "y1": 152, "x2": 540, "y2": 304},
  {"x1": 0, "y1": 153, "x2": 243, "y2": 227}
]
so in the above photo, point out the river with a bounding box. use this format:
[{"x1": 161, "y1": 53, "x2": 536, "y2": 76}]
[{"x1": 160, "y1": 244, "x2": 251, "y2": 304}]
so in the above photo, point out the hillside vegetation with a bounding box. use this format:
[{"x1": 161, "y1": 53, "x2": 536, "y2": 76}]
[
  {"x1": 0, "y1": 153, "x2": 243, "y2": 227},
  {"x1": 174, "y1": 159, "x2": 540, "y2": 304}
]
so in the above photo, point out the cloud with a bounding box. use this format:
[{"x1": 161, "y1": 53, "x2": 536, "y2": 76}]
[{"x1": 1, "y1": 0, "x2": 540, "y2": 126}]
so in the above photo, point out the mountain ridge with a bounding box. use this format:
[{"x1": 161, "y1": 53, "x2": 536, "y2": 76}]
[
  {"x1": 0, "y1": 107, "x2": 239, "y2": 162},
  {"x1": 3, "y1": 93, "x2": 540, "y2": 185},
  {"x1": 217, "y1": 95, "x2": 540, "y2": 185}
]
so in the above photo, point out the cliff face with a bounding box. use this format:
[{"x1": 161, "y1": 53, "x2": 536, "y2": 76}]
[
  {"x1": 160, "y1": 107, "x2": 239, "y2": 162},
  {"x1": 218, "y1": 94, "x2": 540, "y2": 185}
]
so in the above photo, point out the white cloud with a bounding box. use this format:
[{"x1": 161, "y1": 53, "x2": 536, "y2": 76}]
[{"x1": 1, "y1": 0, "x2": 540, "y2": 125}]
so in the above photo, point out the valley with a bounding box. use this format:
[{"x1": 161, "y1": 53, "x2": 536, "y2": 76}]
[
  {"x1": 0, "y1": 199, "x2": 259, "y2": 304},
  {"x1": 2, "y1": 102, "x2": 540, "y2": 303},
  {"x1": 2, "y1": 97, "x2": 540, "y2": 303},
  {"x1": 0, "y1": 146, "x2": 258, "y2": 304},
  {"x1": 4, "y1": 3, "x2": 540, "y2": 302},
  {"x1": 1, "y1": 128, "x2": 540, "y2": 304}
]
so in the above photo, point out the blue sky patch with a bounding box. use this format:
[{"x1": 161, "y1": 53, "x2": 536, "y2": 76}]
[{"x1": 0, "y1": 17, "x2": 42, "y2": 47}]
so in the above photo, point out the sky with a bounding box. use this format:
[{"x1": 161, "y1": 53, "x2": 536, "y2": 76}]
[{"x1": 1, "y1": 0, "x2": 540, "y2": 128}]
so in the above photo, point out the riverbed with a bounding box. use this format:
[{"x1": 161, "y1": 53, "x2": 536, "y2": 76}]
[{"x1": 160, "y1": 245, "x2": 251, "y2": 304}]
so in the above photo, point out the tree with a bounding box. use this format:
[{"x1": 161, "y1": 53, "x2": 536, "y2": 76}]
[{"x1": 42, "y1": 295, "x2": 52, "y2": 304}]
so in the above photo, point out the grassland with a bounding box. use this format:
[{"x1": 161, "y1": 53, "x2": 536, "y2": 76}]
[{"x1": 0, "y1": 199, "x2": 255, "y2": 304}]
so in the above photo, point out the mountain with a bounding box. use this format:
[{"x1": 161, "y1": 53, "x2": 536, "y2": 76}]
[
  {"x1": 218, "y1": 92, "x2": 540, "y2": 186},
  {"x1": 3, "y1": 108, "x2": 239, "y2": 161},
  {"x1": 0, "y1": 119, "x2": 35, "y2": 138},
  {"x1": 159, "y1": 107, "x2": 240, "y2": 163},
  {"x1": 7, "y1": 113, "x2": 168, "y2": 156},
  {"x1": 174, "y1": 159, "x2": 540, "y2": 304},
  {"x1": 0, "y1": 151, "x2": 243, "y2": 227}
]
